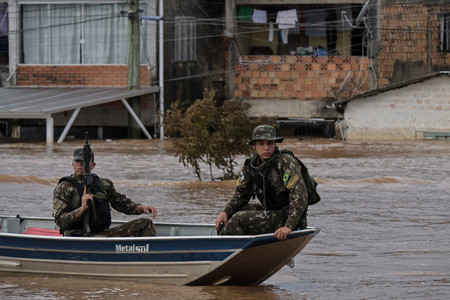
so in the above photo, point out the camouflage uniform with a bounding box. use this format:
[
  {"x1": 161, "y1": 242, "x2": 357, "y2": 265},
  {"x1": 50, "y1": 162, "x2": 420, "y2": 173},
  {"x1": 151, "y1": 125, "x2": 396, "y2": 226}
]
[
  {"x1": 220, "y1": 125, "x2": 308, "y2": 235},
  {"x1": 53, "y1": 150, "x2": 157, "y2": 237}
]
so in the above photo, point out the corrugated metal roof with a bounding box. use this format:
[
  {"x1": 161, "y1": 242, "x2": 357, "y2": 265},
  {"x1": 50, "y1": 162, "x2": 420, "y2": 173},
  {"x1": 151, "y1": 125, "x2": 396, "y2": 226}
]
[{"x1": 0, "y1": 87, "x2": 159, "y2": 119}]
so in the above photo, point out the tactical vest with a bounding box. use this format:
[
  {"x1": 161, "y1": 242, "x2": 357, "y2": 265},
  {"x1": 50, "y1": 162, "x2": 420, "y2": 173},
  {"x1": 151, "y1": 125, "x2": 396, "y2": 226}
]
[
  {"x1": 58, "y1": 174, "x2": 112, "y2": 233},
  {"x1": 247, "y1": 154, "x2": 290, "y2": 211},
  {"x1": 248, "y1": 150, "x2": 321, "y2": 209}
]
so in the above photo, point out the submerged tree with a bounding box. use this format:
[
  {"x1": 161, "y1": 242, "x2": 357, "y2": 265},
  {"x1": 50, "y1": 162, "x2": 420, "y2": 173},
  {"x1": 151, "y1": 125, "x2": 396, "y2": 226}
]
[{"x1": 165, "y1": 89, "x2": 275, "y2": 181}]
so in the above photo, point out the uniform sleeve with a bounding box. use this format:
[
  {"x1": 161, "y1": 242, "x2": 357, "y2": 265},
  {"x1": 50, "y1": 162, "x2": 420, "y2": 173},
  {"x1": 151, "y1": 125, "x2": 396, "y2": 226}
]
[
  {"x1": 102, "y1": 178, "x2": 140, "y2": 215},
  {"x1": 223, "y1": 164, "x2": 253, "y2": 218},
  {"x1": 279, "y1": 154, "x2": 308, "y2": 229},
  {"x1": 52, "y1": 181, "x2": 82, "y2": 230}
]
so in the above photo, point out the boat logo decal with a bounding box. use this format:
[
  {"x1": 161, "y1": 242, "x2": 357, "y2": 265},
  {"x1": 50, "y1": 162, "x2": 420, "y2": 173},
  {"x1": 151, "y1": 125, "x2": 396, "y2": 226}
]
[{"x1": 115, "y1": 244, "x2": 150, "y2": 252}]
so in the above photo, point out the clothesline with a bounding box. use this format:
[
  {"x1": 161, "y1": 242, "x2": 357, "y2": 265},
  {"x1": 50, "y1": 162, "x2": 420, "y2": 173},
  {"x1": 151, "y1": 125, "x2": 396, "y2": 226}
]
[
  {"x1": 238, "y1": 7, "x2": 353, "y2": 32},
  {"x1": 238, "y1": 6, "x2": 353, "y2": 45}
]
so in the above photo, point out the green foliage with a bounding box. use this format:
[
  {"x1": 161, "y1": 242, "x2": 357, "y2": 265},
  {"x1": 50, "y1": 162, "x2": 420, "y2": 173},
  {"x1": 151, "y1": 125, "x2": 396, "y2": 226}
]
[{"x1": 165, "y1": 89, "x2": 274, "y2": 181}]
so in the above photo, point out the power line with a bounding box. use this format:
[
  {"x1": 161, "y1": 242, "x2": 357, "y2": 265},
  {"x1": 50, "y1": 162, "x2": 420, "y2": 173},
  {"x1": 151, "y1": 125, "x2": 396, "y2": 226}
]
[
  {"x1": 2, "y1": 1, "x2": 449, "y2": 83},
  {"x1": 5, "y1": 1, "x2": 449, "y2": 38}
]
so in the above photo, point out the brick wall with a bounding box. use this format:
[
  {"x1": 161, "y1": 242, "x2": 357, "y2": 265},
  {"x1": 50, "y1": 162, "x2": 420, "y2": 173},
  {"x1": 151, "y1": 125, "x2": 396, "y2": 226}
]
[
  {"x1": 377, "y1": 4, "x2": 450, "y2": 87},
  {"x1": 16, "y1": 65, "x2": 151, "y2": 87},
  {"x1": 234, "y1": 55, "x2": 369, "y2": 101}
]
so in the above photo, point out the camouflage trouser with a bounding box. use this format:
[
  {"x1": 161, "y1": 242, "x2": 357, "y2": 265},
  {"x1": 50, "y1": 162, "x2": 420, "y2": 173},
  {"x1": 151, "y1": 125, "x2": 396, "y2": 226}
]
[
  {"x1": 220, "y1": 204, "x2": 285, "y2": 236},
  {"x1": 92, "y1": 218, "x2": 158, "y2": 237}
]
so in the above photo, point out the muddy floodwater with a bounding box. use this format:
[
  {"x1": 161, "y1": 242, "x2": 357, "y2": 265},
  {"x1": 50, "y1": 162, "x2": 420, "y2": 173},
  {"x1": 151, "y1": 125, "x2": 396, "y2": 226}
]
[{"x1": 0, "y1": 138, "x2": 449, "y2": 299}]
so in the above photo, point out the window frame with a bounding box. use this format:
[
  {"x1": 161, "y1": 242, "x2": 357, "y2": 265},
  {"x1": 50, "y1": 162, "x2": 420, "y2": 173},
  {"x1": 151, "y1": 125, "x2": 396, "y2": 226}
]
[{"x1": 18, "y1": 2, "x2": 148, "y2": 65}]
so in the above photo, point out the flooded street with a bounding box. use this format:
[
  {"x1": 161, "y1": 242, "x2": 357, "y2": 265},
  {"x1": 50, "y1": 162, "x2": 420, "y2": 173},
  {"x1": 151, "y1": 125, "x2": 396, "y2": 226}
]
[{"x1": 0, "y1": 138, "x2": 449, "y2": 299}]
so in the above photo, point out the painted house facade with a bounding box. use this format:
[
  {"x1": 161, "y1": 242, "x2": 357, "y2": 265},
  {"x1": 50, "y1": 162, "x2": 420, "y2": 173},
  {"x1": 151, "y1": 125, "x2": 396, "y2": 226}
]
[
  {"x1": 0, "y1": 0, "x2": 159, "y2": 140},
  {"x1": 5, "y1": 0, "x2": 157, "y2": 87}
]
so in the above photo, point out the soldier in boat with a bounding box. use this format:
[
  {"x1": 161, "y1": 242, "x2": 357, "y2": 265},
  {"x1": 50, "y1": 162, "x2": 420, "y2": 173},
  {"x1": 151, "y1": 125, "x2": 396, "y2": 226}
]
[
  {"x1": 53, "y1": 148, "x2": 158, "y2": 237},
  {"x1": 215, "y1": 125, "x2": 309, "y2": 240}
]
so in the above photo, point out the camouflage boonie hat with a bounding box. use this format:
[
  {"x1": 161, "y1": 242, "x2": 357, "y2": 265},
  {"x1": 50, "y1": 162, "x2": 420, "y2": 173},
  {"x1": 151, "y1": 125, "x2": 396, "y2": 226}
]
[
  {"x1": 73, "y1": 148, "x2": 94, "y2": 161},
  {"x1": 249, "y1": 125, "x2": 284, "y2": 145}
]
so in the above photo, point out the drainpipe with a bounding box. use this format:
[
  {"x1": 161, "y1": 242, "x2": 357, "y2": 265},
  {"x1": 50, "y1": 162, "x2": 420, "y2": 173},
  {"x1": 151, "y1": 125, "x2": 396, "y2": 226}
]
[
  {"x1": 427, "y1": 8, "x2": 432, "y2": 73},
  {"x1": 140, "y1": 1, "x2": 163, "y2": 140},
  {"x1": 159, "y1": 0, "x2": 164, "y2": 140}
]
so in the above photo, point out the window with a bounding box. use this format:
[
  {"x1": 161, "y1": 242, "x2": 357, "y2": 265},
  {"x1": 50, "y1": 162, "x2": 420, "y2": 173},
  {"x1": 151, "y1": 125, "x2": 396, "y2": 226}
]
[
  {"x1": 20, "y1": 3, "x2": 147, "y2": 64},
  {"x1": 440, "y1": 13, "x2": 450, "y2": 52},
  {"x1": 174, "y1": 17, "x2": 197, "y2": 63}
]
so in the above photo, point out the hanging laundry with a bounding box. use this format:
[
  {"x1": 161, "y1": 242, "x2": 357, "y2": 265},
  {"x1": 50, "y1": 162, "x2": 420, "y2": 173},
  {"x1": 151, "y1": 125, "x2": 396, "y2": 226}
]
[
  {"x1": 280, "y1": 29, "x2": 289, "y2": 44},
  {"x1": 238, "y1": 6, "x2": 253, "y2": 22},
  {"x1": 252, "y1": 9, "x2": 267, "y2": 23},
  {"x1": 269, "y1": 21, "x2": 274, "y2": 42},
  {"x1": 276, "y1": 9, "x2": 298, "y2": 44},
  {"x1": 276, "y1": 9, "x2": 298, "y2": 29}
]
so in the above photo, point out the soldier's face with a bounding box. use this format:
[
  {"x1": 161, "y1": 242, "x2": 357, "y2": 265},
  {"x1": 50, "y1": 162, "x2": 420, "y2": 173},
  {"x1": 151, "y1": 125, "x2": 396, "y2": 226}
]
[
  {"x1": 254, "y1": 140, "x2": 276, "y2": 161},
  {"x1": 72, "y1": 160, "x2": 96, "y2": 177}
]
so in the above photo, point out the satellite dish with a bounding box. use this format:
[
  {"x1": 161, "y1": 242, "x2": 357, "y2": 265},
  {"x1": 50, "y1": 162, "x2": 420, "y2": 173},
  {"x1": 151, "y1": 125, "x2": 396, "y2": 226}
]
[{"x1": 355, "y1": 0, "x2": 371, "y2": 26}]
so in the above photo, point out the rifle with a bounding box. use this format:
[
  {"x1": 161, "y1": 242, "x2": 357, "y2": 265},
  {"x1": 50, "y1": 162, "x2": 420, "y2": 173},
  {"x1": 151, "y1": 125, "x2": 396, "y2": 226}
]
[{"x1": 82, "y1": 132, "x2": 93, "y2": 235}]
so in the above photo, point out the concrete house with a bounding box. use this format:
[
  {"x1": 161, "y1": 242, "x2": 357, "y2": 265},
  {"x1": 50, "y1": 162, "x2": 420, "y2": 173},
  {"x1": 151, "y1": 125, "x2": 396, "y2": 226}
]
[
  {"x1": 335, "y1": 72, "x2": 450, "y2": 140},
  {"x1": 0, "y1": 0, "x2": 159, "y2": 142}
]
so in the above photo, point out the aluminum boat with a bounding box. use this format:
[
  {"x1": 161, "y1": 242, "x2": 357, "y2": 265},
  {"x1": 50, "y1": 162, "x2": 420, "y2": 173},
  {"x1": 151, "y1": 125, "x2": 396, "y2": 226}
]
[{"x1": 0, "y1": 215, "x2": 319, "y2": 286}]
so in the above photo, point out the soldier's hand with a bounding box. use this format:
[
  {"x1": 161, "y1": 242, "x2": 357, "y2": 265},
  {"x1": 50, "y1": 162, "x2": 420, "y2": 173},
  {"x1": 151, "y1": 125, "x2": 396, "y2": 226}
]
[
  {"x1": 274, "y1": 226, "x2": 292, "y2": 240},
  {"x1": 81, "y1": 186, "x2": 93, "y2": 210},
  {"x1": 74, "y1": 186, "x2": 92, "y2": 219},
  {"x1": 138, "y1": 205, "x2": 157, "y2": 218},
  {"x1": 215, "y1": 212, "x2": 228, "y2": 231}
]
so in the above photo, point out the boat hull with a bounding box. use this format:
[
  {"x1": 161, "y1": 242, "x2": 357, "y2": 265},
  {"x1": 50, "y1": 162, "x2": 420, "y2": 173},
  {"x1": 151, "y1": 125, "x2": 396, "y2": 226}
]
[{"x1": 186, "y1": 230, "x2": 315, "y2": 286}]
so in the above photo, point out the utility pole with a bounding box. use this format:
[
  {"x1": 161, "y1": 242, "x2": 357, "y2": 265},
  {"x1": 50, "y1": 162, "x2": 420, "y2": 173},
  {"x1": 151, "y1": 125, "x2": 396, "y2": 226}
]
[
  {"x1": 128, "y1": 0, "x2": 141, "y2": 138},
  {"x1": 225, "y1": 0, "x2": 236, "y2": 99}
]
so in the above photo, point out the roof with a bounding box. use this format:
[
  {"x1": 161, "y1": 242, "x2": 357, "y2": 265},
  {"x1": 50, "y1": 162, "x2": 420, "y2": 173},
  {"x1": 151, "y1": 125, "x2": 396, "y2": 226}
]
[
  {"x1": 0, "y1": 87, "x2": 159, "y2": 119},
  {"x1": 334, "y1": 71, "x2": 450, "y2": 106}
]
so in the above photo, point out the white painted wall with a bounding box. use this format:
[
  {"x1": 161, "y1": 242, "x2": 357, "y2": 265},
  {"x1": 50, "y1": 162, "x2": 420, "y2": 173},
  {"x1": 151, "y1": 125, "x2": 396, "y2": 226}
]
[
  {"x1": 243, "y1": 99, "x2": 342, "y2": 119},
  {"x1": 343, "y1": 75, "x2": 450, "y2": 140}
]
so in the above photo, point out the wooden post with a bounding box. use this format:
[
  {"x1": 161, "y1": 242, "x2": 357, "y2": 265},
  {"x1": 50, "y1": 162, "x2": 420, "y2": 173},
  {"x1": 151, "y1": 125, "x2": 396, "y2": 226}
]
[{"x1": 46, "y1": 116, "x2": 54, "y2": 144}]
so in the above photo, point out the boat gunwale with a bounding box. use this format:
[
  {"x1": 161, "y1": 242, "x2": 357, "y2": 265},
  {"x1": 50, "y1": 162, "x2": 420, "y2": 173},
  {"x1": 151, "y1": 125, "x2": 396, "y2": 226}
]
[
  {"x1": 0, "y1": 227, "x2": 318, "y2": 241},
  {"x1": 0, "y1": 215, "x2": 319, "y2": 241}
]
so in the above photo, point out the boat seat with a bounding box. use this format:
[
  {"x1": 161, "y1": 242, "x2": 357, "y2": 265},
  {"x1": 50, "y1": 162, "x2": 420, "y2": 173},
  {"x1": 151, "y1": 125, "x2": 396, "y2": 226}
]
[{"x1": 23, "y1": 227, "x2": 62, "y2": 236}]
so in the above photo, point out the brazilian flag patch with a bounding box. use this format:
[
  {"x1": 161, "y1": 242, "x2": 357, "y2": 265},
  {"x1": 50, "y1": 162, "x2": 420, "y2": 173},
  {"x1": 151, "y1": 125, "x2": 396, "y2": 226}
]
[{"x1": 283, "y1": 171, "x2": 291, "y2": 185}]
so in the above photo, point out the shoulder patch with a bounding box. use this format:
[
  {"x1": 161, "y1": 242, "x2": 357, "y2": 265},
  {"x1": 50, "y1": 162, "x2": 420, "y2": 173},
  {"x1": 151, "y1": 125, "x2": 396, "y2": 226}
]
[{"x1": 283, "y1": 170, "x2": 291, "y2": 185}]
